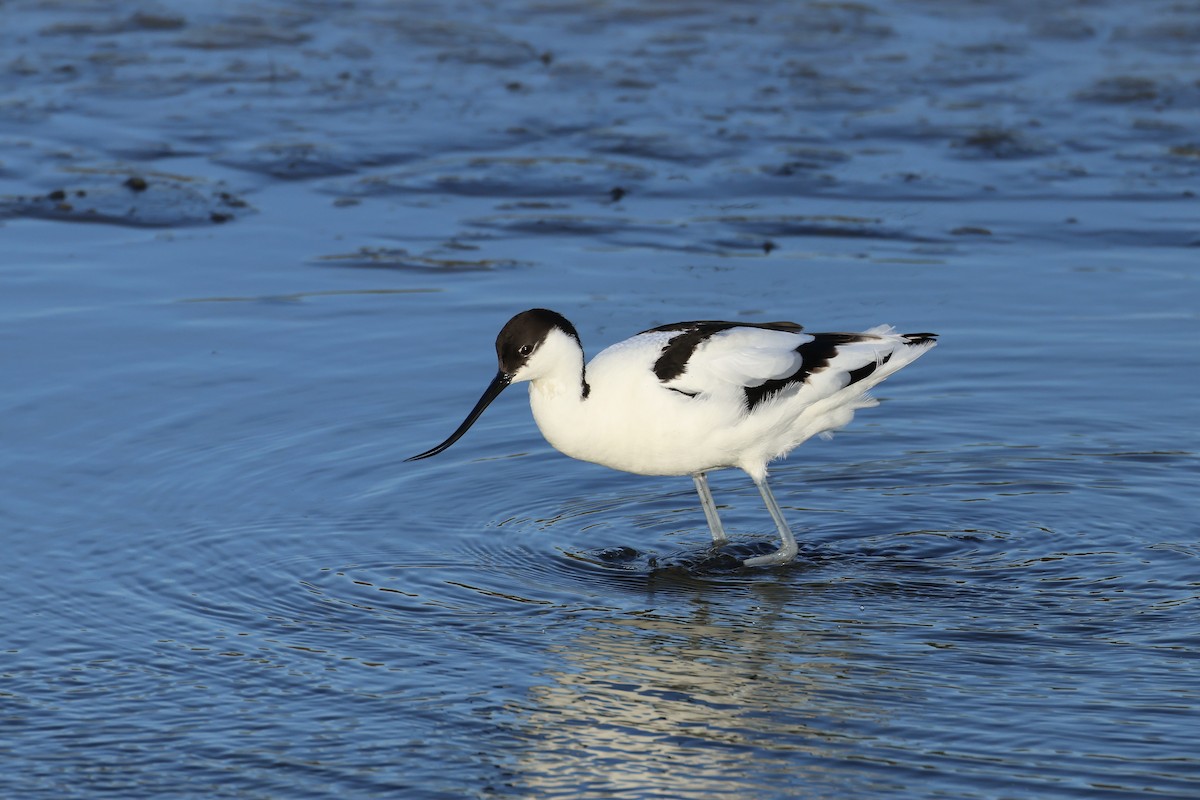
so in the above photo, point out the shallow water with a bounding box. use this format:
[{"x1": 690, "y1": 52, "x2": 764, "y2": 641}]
[{"x1": 2, "y1": 0, "x2": 1198, "y2": 797}]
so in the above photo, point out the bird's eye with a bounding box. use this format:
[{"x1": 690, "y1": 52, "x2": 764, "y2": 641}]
[{"x1": 519, "y1": 344, "x2": 533, "y2": 356}]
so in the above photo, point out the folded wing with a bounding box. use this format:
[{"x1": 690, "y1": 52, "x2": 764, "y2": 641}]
[{"x1": 652, "y1": 321, "x2": 935, "y2": 411}]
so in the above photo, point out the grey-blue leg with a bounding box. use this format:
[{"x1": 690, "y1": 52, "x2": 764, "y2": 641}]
[
  {"x1": 743, "y1": 475, "x2": 799, "y2": 567},
  {"x1": 692, "y1": 472, "x2": 728, "y2": 545}
]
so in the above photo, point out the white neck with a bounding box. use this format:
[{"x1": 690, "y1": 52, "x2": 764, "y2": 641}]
[{"x1": 518, "y1": 330, "x2": 590, "y2": 459}]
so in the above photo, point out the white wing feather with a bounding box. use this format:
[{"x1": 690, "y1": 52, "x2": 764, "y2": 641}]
[{"x1": 663, "y1": 328, "x2": 810, "y2": 394}]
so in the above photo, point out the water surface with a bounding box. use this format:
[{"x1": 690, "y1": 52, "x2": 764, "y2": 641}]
[{"x1": 2, "y1": 1, "x2": 1198, "y2": 798}]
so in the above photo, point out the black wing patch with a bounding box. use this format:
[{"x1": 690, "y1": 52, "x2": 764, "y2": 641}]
[
  {"x1": 645, "y1": 320, "x2": 805, "y2": 382},
  {"x1": 744, "y1": 331, "x2": 938, "y2": 409},
  {"x1": 743, "y1": 333, "x2": 871, "y2": 410},
  {"x1": 846, "y1": 357, "x2": 883, "y2": 386}
]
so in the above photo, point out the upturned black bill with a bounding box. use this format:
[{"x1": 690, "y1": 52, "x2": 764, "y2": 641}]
[{"x1": 405, "y1": 371, "x2": 512, "y2": 461}]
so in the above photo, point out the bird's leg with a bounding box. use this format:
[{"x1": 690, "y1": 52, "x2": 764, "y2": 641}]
[
  {"x1": 692, "y1": 472, "x2": 728, "y2": 545},
  {"x1": 743, "y1": 475, "x2": 799, "y2": 567}
]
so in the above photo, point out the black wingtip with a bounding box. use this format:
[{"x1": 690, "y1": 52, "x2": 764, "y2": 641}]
[{"x1": 903, "y1": 332, "x2": 938, "y2": 345}]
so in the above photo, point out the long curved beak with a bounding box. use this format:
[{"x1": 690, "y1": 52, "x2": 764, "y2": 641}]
[{"x1": 406, "y1": 371, "x2": 512, "y2": 461}]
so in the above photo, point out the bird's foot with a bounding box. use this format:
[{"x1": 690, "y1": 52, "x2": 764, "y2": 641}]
[{"x1": 743, "y1": 542, "x2": 799, "y2": 568}]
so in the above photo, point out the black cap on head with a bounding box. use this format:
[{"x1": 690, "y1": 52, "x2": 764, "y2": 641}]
[{"x1": 494, "y1": 308, "x2": 579, "y2": 375}]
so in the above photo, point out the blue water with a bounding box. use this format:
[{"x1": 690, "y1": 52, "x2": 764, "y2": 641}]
[{"x1": 2, "y1": 1, "x2": 1198, "y2": 798}]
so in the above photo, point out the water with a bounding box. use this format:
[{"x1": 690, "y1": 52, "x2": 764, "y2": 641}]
[{"x1": 2, "y1": 0, "x2": 1198, "y2": 797}]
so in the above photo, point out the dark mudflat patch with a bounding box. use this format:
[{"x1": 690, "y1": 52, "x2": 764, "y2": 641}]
[
  {"x1": 323, "y1": 156, "x2": 654, "y2": 199},
  {"x1": 0, "y1": 173, "x2": 252, "y2": 227},
  {"x1": 315, "y1": 246, "x2": 529, "y2": 272},
  {"x1": 215, "y1": 141, "x2": 416, "y2": 180}
]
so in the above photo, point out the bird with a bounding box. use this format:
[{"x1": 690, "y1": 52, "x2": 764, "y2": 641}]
[{"x1": 407, "y1": 309, "x2": 937, "y2": 567}]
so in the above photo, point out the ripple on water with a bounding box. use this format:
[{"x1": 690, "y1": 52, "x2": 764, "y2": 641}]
[
  {"x1": 313, "y1": 246, "x2": 531, "y2": 273},
  {"x1": 5, "y1": 430, "x2": 1198, "y2": 799},
  {"x1": 4, "y1": 0, "x2": 1200, "y2": 795},
  {"x1": 214, "y1": 140, "x2": 416, "y2": 180},
  {"x1": 321, "y1": 155, "x2": 654, "y2": 199}
]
